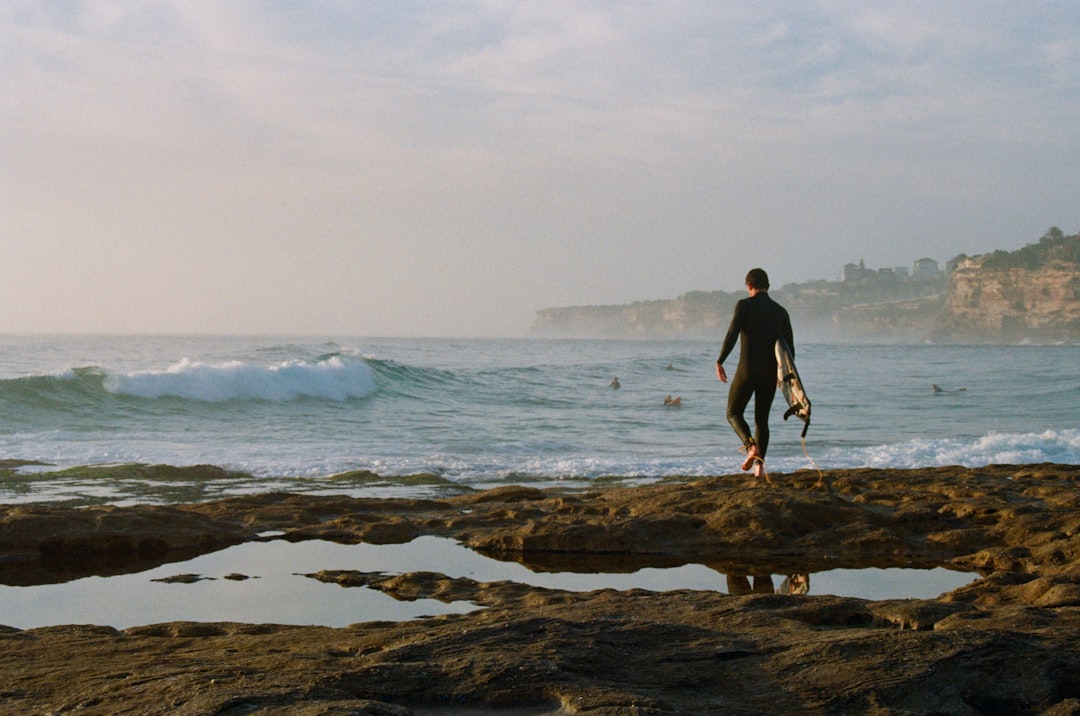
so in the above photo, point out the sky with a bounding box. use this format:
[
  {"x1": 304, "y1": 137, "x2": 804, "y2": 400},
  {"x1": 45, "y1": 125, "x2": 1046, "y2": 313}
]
[{"x1": 2, "y1": 1, "x2": 1078, "y2": 337}]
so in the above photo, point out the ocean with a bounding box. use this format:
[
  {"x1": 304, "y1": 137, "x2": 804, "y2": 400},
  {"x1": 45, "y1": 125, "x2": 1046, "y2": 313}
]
[{"x1": 0, "y1": 335, "x2": 1077, "y2": 506}]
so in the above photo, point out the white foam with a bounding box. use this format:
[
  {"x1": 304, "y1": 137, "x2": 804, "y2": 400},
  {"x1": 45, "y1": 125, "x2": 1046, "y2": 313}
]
[
  {"x1": 103, "y1": 356, "x2": 378, "y2": 402},
  {"x1": 820, "y1": 429, "x2": 1080, "y2": 470}
]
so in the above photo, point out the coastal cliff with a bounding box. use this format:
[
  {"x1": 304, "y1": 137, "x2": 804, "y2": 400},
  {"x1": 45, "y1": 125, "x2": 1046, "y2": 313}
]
[
  {"x1": 932, "y1": 232, "x2": 1080, "y2": 342},
  {"x1": 532, "y1": 229, "x2": 1080, "y2": 343},
  {"x1": 531, "y1": 292, "x2": 739, "y2": 340}
]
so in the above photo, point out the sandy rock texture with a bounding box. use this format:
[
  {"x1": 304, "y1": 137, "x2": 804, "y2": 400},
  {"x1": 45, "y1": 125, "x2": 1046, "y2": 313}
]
[{"x1": 3, "y1": 464, "x2": 1080, "y2": 714}]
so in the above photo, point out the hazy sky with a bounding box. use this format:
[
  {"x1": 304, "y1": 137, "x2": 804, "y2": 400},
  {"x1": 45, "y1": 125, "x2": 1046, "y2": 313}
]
[{"x1": 3, "y1": 2, "x2": 1077, "y2": 336}]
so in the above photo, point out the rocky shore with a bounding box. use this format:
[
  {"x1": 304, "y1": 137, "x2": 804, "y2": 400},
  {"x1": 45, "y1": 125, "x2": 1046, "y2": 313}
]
[{"x1": 3, "y1": 463, "x2": 1080, "y2": 714}]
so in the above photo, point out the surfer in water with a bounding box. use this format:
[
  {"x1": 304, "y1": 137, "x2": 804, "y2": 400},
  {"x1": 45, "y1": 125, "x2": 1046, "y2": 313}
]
[{"x1": 715, "y1": 268, "x2": 794, "y2": 479}]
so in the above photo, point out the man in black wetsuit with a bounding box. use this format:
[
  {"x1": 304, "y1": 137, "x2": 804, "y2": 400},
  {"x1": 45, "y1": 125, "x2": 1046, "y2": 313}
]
[{"x1": 715, "y1": 268, "x2": 793, "y2": 478}]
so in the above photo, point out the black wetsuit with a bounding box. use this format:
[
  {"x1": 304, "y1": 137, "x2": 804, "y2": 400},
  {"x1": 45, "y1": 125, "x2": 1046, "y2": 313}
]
[{"x1": 717, "y1": 292, "x2": 794, "y2": 457}]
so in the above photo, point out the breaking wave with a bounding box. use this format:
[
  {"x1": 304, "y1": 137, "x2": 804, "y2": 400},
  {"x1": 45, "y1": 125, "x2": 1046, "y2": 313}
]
[
  {"x1": 0, "y1": 355, "x2": 380, "y2": 407},
  {"x1": 103, "y1": 355, "x2": 378, "y2": 402}
]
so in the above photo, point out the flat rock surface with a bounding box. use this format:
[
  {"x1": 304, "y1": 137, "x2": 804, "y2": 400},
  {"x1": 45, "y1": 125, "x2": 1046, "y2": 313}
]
[{"x1": 3, "y1": 464, "x2": 1080, "y2": 714}]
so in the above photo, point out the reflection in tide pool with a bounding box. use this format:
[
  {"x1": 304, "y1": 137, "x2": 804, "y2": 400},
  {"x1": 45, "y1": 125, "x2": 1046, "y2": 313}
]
[{"x1": 0, "y1": 537, "x2": 978, "y2": 629}]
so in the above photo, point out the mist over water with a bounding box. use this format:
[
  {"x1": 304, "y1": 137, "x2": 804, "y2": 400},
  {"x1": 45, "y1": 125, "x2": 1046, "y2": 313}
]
[{"x1": 0, "y1": 335, "x2": 1076, "y2": 505}]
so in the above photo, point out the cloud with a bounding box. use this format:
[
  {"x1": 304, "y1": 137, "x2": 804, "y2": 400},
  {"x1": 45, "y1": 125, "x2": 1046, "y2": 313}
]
[{"x1": 1, "y1": 1, "x2": 1078, "y2": 335}]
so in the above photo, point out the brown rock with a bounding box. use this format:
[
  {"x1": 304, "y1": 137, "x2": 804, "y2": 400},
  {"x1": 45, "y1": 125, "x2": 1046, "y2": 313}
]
[
  {"x1": 2, "y1": 464, "x2": 1080, "y2": 713},
  {"x1": 0, "y1": 503, "x2": 256, "y2": 586}
]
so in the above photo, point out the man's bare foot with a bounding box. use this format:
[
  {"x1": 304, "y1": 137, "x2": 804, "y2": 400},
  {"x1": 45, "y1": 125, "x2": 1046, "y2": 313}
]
[{"x1": 741, "y1": 445, "x2": 760, "y2": 471}]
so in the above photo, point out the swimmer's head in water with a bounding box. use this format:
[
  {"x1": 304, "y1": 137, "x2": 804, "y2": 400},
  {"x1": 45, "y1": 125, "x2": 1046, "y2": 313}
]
[{"x1": 745, "y1": 268, "x2": 769, "y2": 290}]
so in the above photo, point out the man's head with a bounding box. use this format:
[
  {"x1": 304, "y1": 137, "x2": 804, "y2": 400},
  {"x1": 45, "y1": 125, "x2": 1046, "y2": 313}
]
[{"x1": 745, "y1": 268, "x2": 770, "y2": 291}]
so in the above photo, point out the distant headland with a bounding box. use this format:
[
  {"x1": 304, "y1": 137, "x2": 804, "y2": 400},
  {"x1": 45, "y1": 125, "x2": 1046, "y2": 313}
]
[{"x1": 532, "y1": 228, "x2": 1080, "y2": 343}]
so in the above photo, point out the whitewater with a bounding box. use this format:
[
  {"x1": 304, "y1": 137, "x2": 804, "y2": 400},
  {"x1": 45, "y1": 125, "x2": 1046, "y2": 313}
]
[{"x1": 0, "y1": 335, "x2": 1076, "y2": 505}]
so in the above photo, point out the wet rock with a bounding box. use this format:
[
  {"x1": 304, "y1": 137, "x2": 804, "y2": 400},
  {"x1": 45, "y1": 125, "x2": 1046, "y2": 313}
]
[
  {"x1": 0, "y1": 503, "x2": 255, "y2": 586},
  {"x1": 2, "y1": 464, "x2": 1080, "y2": 713},
  {"x1": 151, "y1": 573, "x2": 213, "y2": 584}
]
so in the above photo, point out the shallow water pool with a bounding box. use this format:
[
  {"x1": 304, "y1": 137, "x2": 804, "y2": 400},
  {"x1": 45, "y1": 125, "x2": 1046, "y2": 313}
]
[{"x1": 0, "y1": 537, "x2": 978, "y2": 629}]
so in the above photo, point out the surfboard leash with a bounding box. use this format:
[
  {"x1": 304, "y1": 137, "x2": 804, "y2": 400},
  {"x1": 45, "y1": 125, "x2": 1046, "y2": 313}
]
[{"x1": 801, "y1": 435, "x2": 826, "y2": 489}]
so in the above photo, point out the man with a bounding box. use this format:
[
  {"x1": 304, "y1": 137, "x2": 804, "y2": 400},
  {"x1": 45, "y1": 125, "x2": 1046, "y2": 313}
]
[{"x1": 715, "y1": 268, "x2": 793, "y2": 478}]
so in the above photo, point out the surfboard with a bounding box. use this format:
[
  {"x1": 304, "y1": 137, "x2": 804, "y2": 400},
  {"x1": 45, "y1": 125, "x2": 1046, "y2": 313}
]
[{"x1": 775, "y1": 338, "x2": 811, "y2": 438}]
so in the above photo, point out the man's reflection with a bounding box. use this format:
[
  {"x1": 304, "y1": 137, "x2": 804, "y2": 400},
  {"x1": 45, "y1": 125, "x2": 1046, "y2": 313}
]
[
  {"x1": 725, "y1": 574, "x2": 774, "y2": 595},
  {"x1": 778, "y1": 573, "x2": 809, "y2": 595},
  {"x1": 726, "y1": 573, "x2": 809, "y2": 595}
]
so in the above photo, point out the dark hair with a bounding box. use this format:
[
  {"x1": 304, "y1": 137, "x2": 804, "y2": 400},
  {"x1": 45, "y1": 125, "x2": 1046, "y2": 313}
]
[{"x1": 745, "y1": 268, "x2": 770, "y2": 290}]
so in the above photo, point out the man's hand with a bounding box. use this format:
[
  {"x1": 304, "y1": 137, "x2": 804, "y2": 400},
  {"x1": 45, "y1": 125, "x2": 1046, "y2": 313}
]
[{"x1": 716, "y1": 363, "x2": 727, "y2": 383}]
